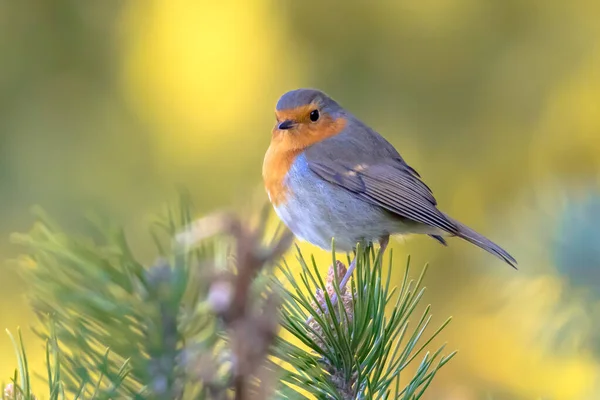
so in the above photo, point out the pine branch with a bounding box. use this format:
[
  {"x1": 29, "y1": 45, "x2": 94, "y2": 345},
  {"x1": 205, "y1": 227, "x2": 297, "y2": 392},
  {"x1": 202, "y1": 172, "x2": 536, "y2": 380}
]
[
  {"x1": 4, "y1": 194, "x2": 455, "y2": 399},
  {"x1": 272, "y1": 244, "x2": 456, "y2": 399}
]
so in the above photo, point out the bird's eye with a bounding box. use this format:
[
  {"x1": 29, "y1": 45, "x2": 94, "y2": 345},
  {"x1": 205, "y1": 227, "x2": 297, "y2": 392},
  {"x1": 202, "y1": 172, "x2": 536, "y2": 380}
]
[{"x1": 309, "y1": 109, "x2": 319, "y2": 122}]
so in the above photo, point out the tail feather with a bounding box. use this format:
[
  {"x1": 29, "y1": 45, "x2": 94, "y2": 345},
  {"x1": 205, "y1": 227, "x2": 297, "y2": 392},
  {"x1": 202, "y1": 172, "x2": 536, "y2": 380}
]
[
  {"x1": 429, "y1": 234, "x2": 448, "y2": 246},
  {"x1": 446, "y1": 215, "x2": 517, "y2": 269}
]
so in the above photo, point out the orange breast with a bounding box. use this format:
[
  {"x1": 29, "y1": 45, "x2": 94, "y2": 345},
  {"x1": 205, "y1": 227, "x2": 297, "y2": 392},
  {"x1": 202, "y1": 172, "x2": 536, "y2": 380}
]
[
  {"x1": 262, "y1": 145, "x2": 301, "y2": 206},
  {"x1": 262, "y1": 113, "x2": 347, "y2": 206}
]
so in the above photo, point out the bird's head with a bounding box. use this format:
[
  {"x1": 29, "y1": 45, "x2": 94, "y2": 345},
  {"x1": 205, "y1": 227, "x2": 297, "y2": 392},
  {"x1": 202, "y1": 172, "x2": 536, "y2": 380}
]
[{"x1": 271, "y1": 88, "x2": 347, "y2": 147}]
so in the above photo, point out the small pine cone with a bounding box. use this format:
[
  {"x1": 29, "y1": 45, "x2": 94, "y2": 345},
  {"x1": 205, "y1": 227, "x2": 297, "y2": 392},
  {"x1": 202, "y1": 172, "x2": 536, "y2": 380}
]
[
  {"x1": 307, "y1": 260, "x2": 355, "y2": 349},
  {"x1": 340, "y1": 287, "x2": 354, "y2": 324},
  {"x1": 308, "y1": 287, "x2": 327, "y2": 349},
  {"x1": 325, "y1": 260, "x2": 354, "y2": 323},
  {"x1": 311, "y1": 260, "x2": 350, "y2": 313},
  {"x1": 325, "y1": 260, "x2": 348, "y2": 297}
]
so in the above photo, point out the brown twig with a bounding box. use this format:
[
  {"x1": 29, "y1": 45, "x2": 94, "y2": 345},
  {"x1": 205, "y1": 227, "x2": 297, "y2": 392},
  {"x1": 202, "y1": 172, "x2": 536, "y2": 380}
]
[{"x1": 177, "y1": 211, "x2": 293, "y2": 399}]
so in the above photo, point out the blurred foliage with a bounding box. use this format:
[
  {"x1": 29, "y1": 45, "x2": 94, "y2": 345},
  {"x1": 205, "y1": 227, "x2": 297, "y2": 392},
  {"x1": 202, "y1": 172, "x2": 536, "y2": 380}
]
[
  {"x1": 3, "y1": 199, "x2": 452, "y2": 399},
  {"x1": 2, "y1": 0, "x2": 600, "y2": 399}
]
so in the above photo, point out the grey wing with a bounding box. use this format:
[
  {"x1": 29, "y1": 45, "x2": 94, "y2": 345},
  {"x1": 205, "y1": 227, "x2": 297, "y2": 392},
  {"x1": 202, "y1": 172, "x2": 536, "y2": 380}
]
[{"x1": 304, "y1": 143, "x2": 458, "y2": 235}]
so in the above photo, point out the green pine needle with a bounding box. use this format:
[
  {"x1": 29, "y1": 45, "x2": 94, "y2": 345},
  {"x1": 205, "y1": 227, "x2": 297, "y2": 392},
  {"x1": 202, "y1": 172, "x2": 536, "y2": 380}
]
[{"x1": 274, "y1": 241, "x2": 455, "y2": 399}]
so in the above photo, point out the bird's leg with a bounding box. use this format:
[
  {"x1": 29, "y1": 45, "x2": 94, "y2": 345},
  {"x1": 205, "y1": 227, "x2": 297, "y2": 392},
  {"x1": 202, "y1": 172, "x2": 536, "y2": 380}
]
[
  {"x1": 378, "y1": 235, "x2": 390, "y2": 263},
  {"x1": 333, "y1": 235, "x2": 389, "y2": 304},
  {"x1": 306, "y1": 256, "x2": 356, "y2": 325},
  {"x1": 337, "y1": 255, "x2": 357, "y2": 294},
  {"x1": 306, "y1": 237, "x2": 390, "y2": 324}
]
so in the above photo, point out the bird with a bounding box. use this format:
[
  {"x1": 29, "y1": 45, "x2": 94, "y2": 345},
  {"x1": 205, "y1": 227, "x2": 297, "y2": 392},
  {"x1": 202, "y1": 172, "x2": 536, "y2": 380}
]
[{"x1": 262, "y1": 88, "x2": 517, "y2": 300}]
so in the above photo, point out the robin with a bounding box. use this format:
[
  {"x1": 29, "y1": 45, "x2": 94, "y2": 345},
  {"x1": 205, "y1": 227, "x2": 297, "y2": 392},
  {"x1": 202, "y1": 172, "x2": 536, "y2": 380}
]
[{"x1": 263, "y1": 88, "x2": 516, "y2": 299}]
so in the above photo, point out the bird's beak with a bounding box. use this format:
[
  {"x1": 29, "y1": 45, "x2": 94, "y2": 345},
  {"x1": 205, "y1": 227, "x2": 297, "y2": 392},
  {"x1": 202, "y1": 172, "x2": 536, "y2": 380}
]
[{"x1": 277, "y1": 120, "x2": 295, "y2": 130}]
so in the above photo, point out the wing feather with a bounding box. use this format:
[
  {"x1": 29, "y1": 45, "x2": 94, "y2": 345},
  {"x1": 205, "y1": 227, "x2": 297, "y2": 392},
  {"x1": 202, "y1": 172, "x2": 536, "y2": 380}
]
[{"x1": 305, "y1": 150, "x2": 457, "y2": 234}]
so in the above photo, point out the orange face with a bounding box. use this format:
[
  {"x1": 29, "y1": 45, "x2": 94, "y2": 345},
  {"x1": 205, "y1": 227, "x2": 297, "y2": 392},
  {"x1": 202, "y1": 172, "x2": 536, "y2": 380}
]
[
  {"x1": 263, "y1": 103, "x2": 347, "y2": 205},
  {"x1": 271, "y1": 103, "x2": 346, "y2": 146}
]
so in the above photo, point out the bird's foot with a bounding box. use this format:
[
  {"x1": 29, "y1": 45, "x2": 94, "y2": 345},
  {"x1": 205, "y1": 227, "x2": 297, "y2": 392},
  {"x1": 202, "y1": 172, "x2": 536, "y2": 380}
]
[{"x1": 305, "y1": 237, "x2": 389, "y2": 325}]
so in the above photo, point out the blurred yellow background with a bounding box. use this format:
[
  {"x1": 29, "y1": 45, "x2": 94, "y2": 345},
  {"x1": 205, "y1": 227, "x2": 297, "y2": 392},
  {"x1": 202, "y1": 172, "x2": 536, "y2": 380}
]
[{"x1": 2, "y1": 0, "x2": 600, "y2": 399}]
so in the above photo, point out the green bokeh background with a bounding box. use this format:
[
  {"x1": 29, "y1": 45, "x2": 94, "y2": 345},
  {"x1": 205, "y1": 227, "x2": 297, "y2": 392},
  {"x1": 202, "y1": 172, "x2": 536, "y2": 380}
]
[{"x1": 2, "y1": 1, "x2": 600, "y2": 399}]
